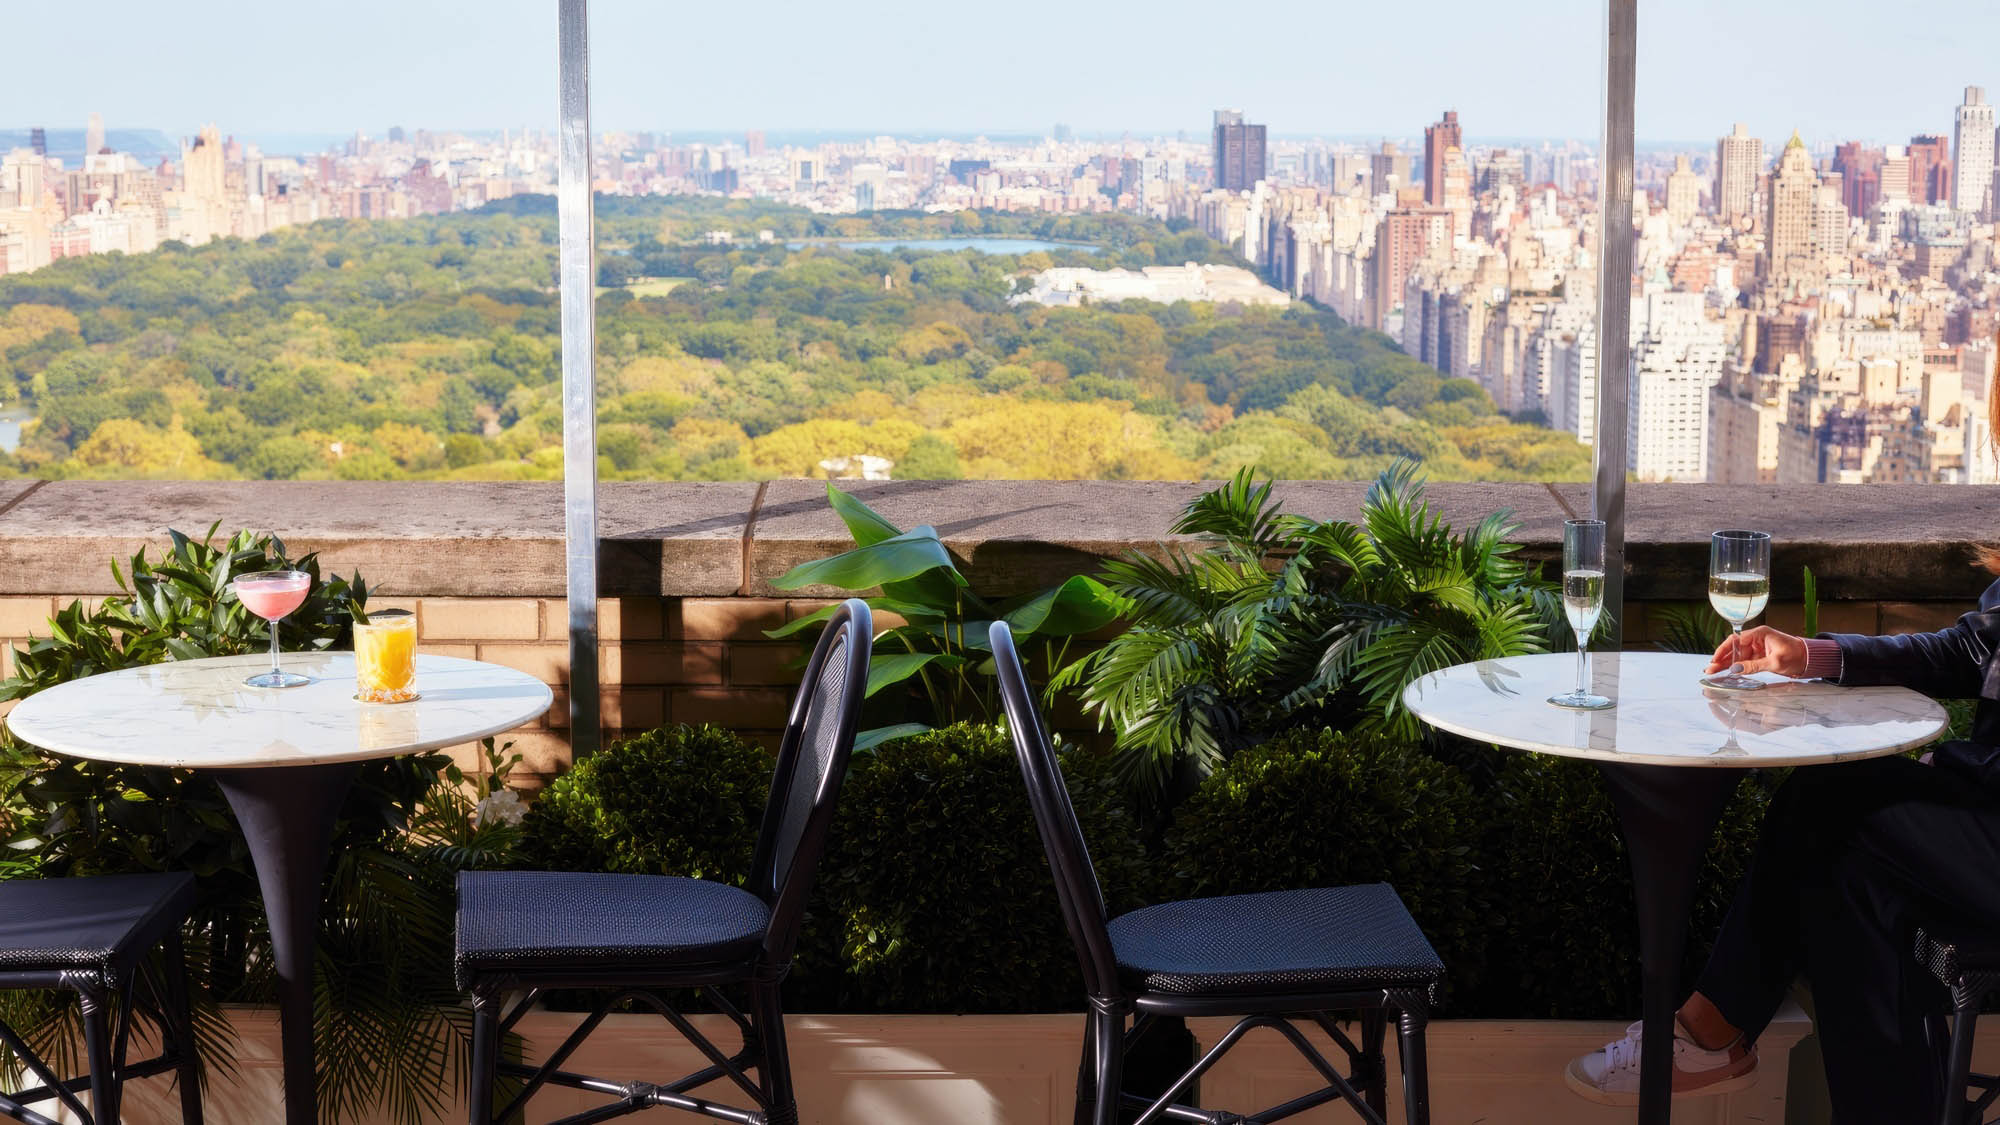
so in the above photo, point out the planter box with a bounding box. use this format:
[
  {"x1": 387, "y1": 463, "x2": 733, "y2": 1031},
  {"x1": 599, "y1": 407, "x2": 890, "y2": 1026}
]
[{"x1": 66, "y1": 1006, "x2": 1971, "y2": 1124}]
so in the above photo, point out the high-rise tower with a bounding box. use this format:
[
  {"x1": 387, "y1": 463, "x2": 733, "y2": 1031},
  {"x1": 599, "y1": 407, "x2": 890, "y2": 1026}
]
[
  {"x1": 85, "y1": 112, "x2": 104, "y2": 157},
  {"x1": 1211, "y1": 109, "x2": 1267, "y2": 192},
  {"x1": 1715, "y1": 123, "x2": 1763, "y2": 222},
  {"x1": 1955, "y1": 86, "x2": 1996, "y2": 217},
  {"x1": 1764, "y1": 133, "x2": 1817, "y2": 286},
  {"x1": 1664, "y1": 155, "x2": 1701, "y2": 228},
  {"x1": 1423, "y1": 110, "x2": 1462, "y2": 206}
]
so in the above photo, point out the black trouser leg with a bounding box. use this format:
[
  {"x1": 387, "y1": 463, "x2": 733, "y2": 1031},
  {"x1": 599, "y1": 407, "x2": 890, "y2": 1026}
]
[{"x1": 1697, "y1": 758, "x2": 1977, "y2": 1043}]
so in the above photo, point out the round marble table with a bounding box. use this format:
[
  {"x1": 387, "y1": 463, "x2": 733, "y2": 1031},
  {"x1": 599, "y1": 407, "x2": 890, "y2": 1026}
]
[
  {"x1": 1403, "y1": 651, "x2": 1946, "y2": 1125},
  {"x1": 5, "y1": 652, "x2": 553, "y2": 1125}
]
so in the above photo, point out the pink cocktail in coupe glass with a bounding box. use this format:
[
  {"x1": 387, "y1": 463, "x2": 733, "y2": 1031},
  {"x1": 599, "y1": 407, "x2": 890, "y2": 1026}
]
[{"x1": 234, "y1": 570, "x2": 312, "y2": 688}]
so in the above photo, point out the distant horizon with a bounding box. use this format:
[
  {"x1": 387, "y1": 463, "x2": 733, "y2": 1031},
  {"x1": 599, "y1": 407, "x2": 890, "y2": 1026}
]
[{"x1": 1, "y1": 123, "x2": 1954, "y2": 163}]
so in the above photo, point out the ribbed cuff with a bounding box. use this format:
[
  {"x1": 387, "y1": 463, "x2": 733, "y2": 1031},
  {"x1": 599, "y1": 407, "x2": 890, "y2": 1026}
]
[{"x1": 1803, "y1": 638, "x2": 1844, "y2": 682}]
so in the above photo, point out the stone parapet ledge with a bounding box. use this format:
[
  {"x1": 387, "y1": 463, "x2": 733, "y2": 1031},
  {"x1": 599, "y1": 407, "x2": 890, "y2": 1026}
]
[{"x1": 0, "y1": 478, "x2": 1992, "y2": 603}]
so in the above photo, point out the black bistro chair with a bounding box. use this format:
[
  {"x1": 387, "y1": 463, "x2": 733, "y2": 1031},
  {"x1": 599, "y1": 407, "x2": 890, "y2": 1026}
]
[
  {"x1": 455, "y1": 598, "x2": 871, "y2": 1125},
  {"x1": 990, "y1": 621, "x2": 1443, "y2": 1125},
  {"x1": 1917, "y1": 920, "x2": 2000, "y2": 1124},
  {"x1": 0, "y1": 871, "x2": 204, "y2": 1125}
]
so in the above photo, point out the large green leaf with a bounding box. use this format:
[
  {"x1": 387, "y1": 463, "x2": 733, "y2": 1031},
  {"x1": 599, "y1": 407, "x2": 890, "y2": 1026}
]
[
  {"x1": 1002, "y1": 575, "x2": 1123, "y2": 638},
  {"x1": 762, "y1": 597, "x2": 947, "y2": 639},
  {"x1": 866, "y1": 651, "x2": 965, "y2": 697},
  {"x1": 826, "y1": 483, "x2": 905, "y2": 547},
  {"x1": 770, "y1": 526, "x2": 967, "y2": 592},
  {"x1": 853, "y1": 723, "x2": 930, "y2": 753}
]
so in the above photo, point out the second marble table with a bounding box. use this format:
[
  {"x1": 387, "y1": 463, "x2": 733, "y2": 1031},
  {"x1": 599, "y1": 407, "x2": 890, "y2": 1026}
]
[
  {"x1": 5, "y1": 651, "x2": 554, "y2": 1125},
  {"x1": 1403, "y1": 651, "x2": 1946, "y2": 1124}
]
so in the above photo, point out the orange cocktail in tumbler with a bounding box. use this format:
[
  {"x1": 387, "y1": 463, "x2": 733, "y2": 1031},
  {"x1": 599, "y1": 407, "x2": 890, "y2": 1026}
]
[{"x1": 354, "y1": 610, "x2": 418, "y2": 703}]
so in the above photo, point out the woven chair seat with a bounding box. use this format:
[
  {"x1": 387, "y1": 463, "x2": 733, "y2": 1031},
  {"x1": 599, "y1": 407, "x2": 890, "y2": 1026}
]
[
  {"x1": 1107, "y1": 883, "x2": 1445, "y2": 997},
  {"x1": 1917, "y1": 921, "x2": 2000, "y2": 1006},
  {"x1": 456, "y1": 871, "x2": 770, "y2": 988},
  {"x1": 0, "y1": 872, "x2": 195, "y2": 977}
]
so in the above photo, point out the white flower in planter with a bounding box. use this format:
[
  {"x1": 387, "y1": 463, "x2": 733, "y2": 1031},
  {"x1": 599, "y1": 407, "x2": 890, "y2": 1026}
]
[{"x1": 475, "y1": 788, "x2": 528, "y2": 827}]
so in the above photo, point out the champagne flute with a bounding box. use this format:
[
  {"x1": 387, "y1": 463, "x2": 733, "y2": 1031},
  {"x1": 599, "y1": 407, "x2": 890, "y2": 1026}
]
[
  {"x1": 1548, "y1": 518, "x2": 1613, "y2": 711},
  {"x1": 234, "y1": 570, "x2": 312, "y2": 688},
  {"x1": 1700, "y1": 530, "x2": 1772, "y2": 691}
]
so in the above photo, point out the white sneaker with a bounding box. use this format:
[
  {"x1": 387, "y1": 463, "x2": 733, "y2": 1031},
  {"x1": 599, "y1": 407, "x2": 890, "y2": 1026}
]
[{"x1": 1563, "y1": 1018, "x2": 1757, "y2": 1105}]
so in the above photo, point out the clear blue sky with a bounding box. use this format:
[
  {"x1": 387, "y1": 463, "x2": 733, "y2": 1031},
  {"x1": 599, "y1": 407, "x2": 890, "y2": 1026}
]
[{"x1": 10, "y1": 0, "x2": 2000, "y2": 148}]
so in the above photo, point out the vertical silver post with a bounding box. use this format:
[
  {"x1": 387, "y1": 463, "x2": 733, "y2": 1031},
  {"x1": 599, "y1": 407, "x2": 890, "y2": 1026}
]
[
  {"x1": 558, "y1": 0, "x2": 600, "y2": 756},
  {"x1": 1592, "y1": 0, "x2": 1636, "y2": 646}
]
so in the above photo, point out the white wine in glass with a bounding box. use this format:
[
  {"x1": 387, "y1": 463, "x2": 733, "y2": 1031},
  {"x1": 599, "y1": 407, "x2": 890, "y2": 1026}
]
[
  {"x1": 1549, "y1": 519, "x2": 1614, "y2": 710},
  {"x1": 1701, "y1": 530, "x2": 1773, "y2": 691}
]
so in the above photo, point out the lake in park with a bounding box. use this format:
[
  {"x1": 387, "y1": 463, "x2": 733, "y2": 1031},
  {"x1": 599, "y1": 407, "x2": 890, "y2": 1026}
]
[{"x1": 786, "y1": 237, "x2": 1101, "y2": 254}]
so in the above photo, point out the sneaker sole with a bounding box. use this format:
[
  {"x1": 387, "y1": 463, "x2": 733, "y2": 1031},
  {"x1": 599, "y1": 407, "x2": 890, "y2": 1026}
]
[{"x1": 1562, "y1": 1060, "x2": 1758, "y2": 1105}]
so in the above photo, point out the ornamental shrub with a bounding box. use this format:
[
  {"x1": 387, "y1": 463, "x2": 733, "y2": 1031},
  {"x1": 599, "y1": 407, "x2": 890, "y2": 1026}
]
[
  {"x1": 1470, "y1": 755, "x2": 1769, "y2": 1018},
  {"x1": 514, "y1": 724, "x2": 774, "y2": 884},
  {"x1": 806, "y1": 722, "x2": 1149, "y2": 1013},
  {"x1": 1162, "y1": 728, "x2": 1487, "y2": 1001}
]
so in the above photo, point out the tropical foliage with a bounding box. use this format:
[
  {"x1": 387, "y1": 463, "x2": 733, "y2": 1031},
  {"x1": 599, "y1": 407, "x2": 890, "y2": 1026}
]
[
  {"x1": 766, "y1": 483, "x2": 1121, "y2": 743},
  {"x1": 1057, "y1": 460, "x2": 1567, "y2": 800},
  {"x1": 0, "y1": 528, "x2": 523, "y2": 1125},
  {"x1": 0, "y1": 197, "x2": 1591, "y2": 484}
]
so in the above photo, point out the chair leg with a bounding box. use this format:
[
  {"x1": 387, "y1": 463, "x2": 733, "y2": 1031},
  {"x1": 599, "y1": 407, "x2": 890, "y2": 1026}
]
[
  {"x1": 467, "y1": 993, "x2": 500, "y2": 1125},
  {"x1": 1359, "y1": 1009, "x2": 1389, "y2": 1117},
  {"x1": 160, "y1": 930, "x2": 204, "y2": 1125},
  {"x1": 1941, "y1": 997, "x2": 1979, "y2": 1125},
  {"x1": 752, "y1": 981, "x2": 799, "y2": 1125},
  {"x1": 80, "y1": 986, "x2": 116, "y2": 1125},
  {"x1": 1073, "y1": 1010, "x2": 1098, "y2": 1125},
  {"x1": 1395, "y1": 1005, "x2": 1431, "y2": 1125},
  {"x1": 1089, "y1": 1005, "x2": 1123, "y2": 1125}
]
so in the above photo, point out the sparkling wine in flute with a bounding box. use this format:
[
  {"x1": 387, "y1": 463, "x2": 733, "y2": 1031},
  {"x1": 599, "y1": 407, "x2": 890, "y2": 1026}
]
[
  {"x1": 1708, "y1": 572, "x2": 1771, "y2": 625},
  {"x1": 1549, "y1": 520, "x2": 1613, "y2": 710},
  {"x1": 1701, "y1": 530, "x2": 1773, "y2": 691},
  {"x1": 1564, "y1": 568, "x2": 1605, "y2": 635}
]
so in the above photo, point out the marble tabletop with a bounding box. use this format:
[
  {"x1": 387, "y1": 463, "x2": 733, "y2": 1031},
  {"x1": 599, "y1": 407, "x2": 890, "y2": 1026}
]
[
  {"x1": 1402, "y1": 651, "x2": 1948, "y2": 767},
  {"x1": 4, "y1": 652, "x2": 553, "y2": 769}
]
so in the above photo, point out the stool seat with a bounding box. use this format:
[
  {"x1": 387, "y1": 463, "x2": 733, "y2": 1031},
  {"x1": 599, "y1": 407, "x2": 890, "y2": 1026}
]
[{"x1": 0, "y1": 872, "x2": 195, "y2": 981}]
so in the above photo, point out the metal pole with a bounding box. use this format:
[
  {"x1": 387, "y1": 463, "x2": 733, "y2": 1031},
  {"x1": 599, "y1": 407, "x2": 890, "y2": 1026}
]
[
  {"x1": 1591, "y1": 0, "x2": 1636, "y2": 647},
  {"x1": 558, "y1": 0, "x2": 600, "y2": 756}
]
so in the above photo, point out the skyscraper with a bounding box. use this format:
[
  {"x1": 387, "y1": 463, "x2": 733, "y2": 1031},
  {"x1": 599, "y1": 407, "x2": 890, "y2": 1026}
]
[
  {"x1": 85, "y1": 112, "x2": 104, "y2": 158},
  {"x1": 1664, "y1": 155, "x2": 1701, "y2": 228},
  {"x1": 745, "y1": 130, "x2": 766, "y2": 157},
  {"x1": 1832, "y1": 142, "x2": 1883, "y2": 218},
  {"x1": 1370, "y1": 142, "x2": 1410, "y2": 195},
  {"x1": 1908, "y1": 135, "x2": 1951, "y2": 204},
  {"x1": 1955, "y1": 86, "x2": 1996, "y2": 217},
  {"x1": 28, "y1": 128, "x2": 45, "y2": 157},
  {"x1": 1715, "y1": 123, "x2": 1762, "y2": 222},
  {"x1": 1370, "y1": 207, "x2": 1450, "y2": 332},
  {"x1": 1764, "y1": 132, "x2": 1817, "y2": 286},
  {"x1": 1211, "y1": 109, "x2": 1267, "y2": 192},
  {"x1": 1423, "y1": 110, "x2": 1461, "y2": 206}
]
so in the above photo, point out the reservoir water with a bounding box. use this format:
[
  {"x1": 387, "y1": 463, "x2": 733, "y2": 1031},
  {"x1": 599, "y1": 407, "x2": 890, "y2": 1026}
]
[{"x1": 0, "y1": 409, "x2": 27, "y2": 454}]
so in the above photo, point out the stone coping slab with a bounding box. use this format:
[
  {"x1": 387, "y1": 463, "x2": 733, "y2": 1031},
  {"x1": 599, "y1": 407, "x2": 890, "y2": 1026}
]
[{"x1": 0, "y1": 478, "x2": 1987, "y2": 601}]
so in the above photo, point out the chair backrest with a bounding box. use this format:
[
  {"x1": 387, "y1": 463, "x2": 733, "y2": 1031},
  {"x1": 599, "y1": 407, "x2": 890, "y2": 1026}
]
[
  {"x1": 749, "y1": 597, "x2": 871, "y2": 967},
  {"x1": 988, "y1": 622, "x2": 1121, "y2": 1000}
]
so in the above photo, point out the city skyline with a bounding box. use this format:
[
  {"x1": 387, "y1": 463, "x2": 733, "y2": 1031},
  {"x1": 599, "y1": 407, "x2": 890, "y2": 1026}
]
[{"x1": 11, "y1": 0, "x2": 2000, "y2": 143}]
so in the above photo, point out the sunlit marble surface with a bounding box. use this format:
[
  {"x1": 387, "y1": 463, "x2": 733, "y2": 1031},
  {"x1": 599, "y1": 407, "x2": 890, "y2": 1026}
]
[
  {"x1": 5, "y1": 652, "x2": 552, "y2": 769},
  {"x1": 1402, "y1": 651, "x2": 1948, "y2": 767}
]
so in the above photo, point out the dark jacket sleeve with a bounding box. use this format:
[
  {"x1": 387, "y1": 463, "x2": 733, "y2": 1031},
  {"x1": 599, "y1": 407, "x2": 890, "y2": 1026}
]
[{"x1": 1823, "y1": 579, "x2": 2000, "y2": 700}]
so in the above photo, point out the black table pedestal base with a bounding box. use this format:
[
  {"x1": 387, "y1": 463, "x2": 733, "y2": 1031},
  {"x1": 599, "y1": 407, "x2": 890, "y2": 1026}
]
[
  {"x1": 1597, "y1": 763, "x2": 1745, "y2": 1125},
  {"x1": 214, "y1": 762, "x2": 360, "y2": 1125}
]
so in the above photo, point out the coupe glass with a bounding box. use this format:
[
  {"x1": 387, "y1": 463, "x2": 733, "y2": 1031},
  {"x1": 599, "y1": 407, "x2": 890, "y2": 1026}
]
[
  {"x1": 234, "y1": 570, "x2": 312, "y2": 688},
  {"x1": 1548, "y1": 519, "x2": 1613, "y2": 710},
  {"x1": 1700, "y1": 530, "x2": 1772, "y2": 691}
]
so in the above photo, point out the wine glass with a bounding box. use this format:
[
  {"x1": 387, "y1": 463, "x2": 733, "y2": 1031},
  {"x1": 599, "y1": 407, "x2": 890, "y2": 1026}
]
[
  {"x1": 234, "y1": 570, "x2": 312, "y2": 688},
  {"x1": 1700, "y1": 530, "x2": 1772, "y2": 692},
  {"x1": 1548, "y1": 518, "x2": 1613, "y2": 711}
]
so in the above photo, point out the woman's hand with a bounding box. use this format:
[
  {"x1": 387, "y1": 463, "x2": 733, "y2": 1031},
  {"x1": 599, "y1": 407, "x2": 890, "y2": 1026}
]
[{"x1": 1707, "y1": 626, "x2": 1810, "y2": 678}]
